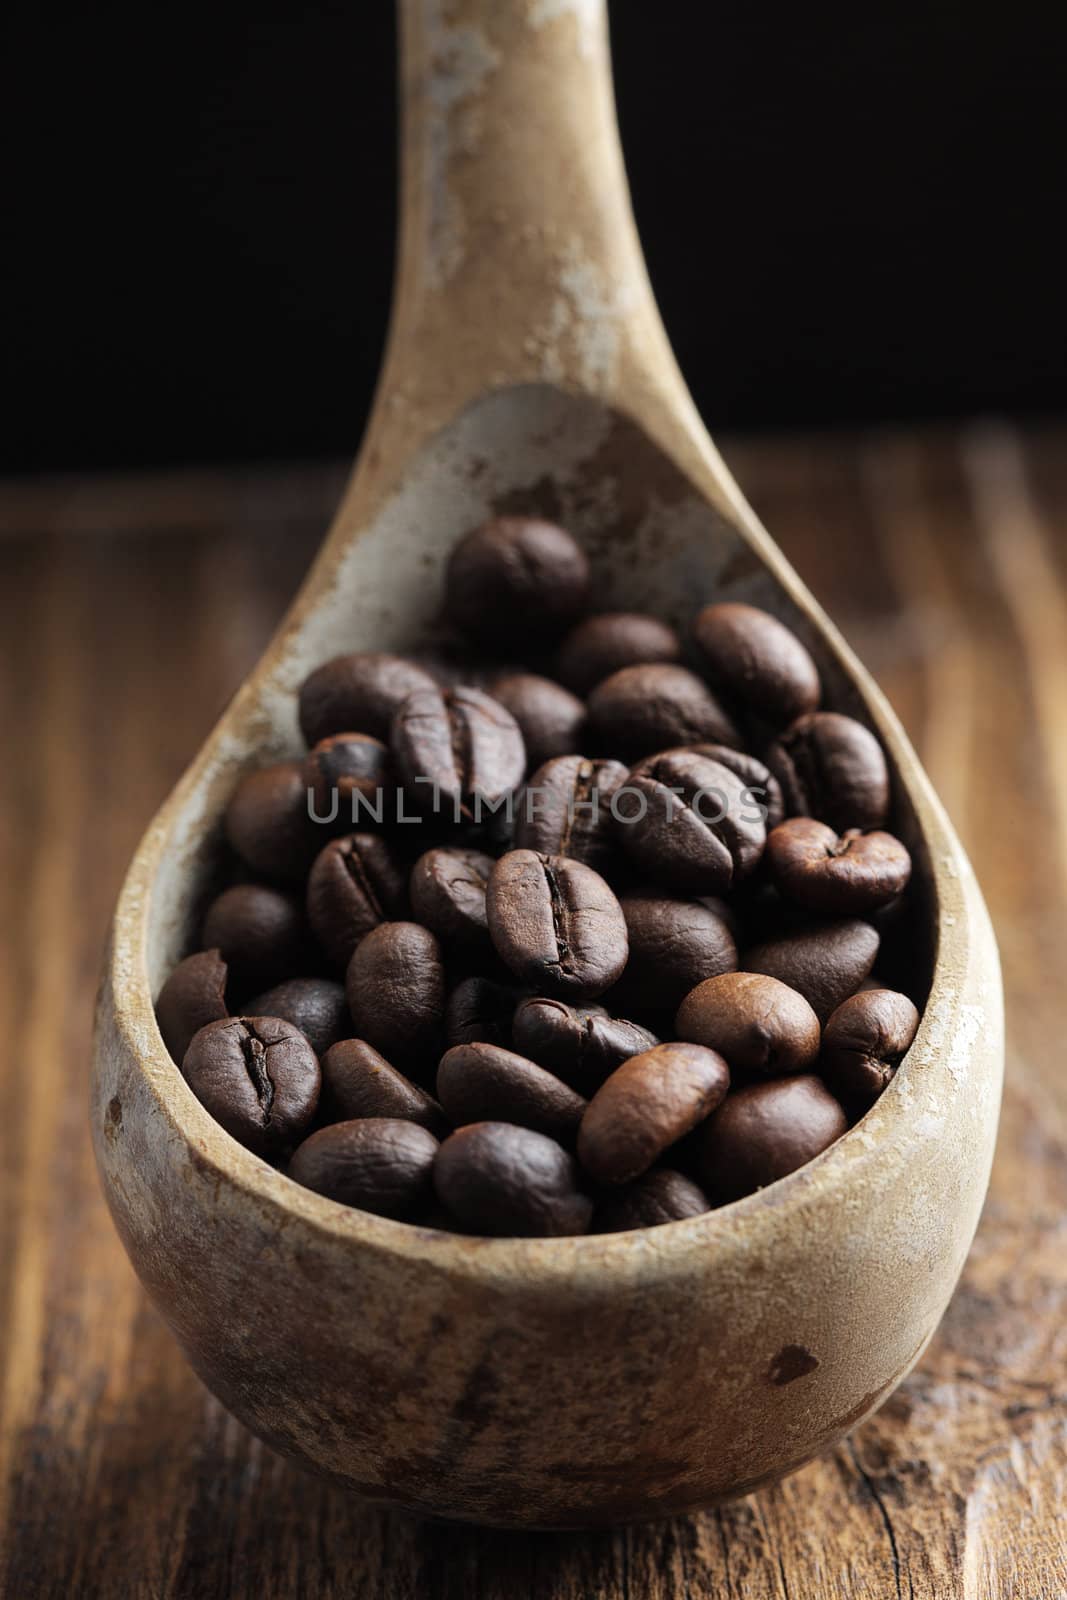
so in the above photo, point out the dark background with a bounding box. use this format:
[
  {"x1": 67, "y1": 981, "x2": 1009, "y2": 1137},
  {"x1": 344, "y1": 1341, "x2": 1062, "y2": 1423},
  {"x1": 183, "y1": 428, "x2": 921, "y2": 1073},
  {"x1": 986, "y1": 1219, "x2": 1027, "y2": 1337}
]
[{"x1": 5, "y1": 4, "x2": 1066, "y2": 475}]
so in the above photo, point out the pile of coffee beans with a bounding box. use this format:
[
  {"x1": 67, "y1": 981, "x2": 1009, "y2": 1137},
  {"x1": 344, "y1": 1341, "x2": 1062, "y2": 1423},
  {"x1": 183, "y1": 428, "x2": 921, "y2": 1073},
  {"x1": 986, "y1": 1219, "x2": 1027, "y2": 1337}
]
[{"x1": 157, "y1": 514, "x2": 923, "y2": 1236}]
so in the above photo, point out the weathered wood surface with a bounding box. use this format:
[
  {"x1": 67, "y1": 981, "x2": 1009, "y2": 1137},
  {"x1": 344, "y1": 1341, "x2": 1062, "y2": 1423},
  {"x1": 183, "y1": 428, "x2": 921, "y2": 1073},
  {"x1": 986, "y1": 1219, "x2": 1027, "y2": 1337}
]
[{"x1": 1, "y1": 424, "x2": 1065, "y2": 1597}]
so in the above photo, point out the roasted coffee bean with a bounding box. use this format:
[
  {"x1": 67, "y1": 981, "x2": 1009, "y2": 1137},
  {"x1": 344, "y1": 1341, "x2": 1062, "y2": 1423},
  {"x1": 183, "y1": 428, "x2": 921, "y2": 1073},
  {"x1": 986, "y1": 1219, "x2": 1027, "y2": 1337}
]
[
  {"x1": 675, "y1": 971, "x2": 820, "y2": 1078},
  {"x1": 306, "y1": 832, "x2": 408, "y2": 970},
  {"x1": 821, "y1": 988, "x2": 920, "y2": 1107},
  {"x1": 437, "y1": 1043, "x2": 587, "y2": 1144},
  {"x1": 345, "y1": 921, "x2": 446, "y2": 1075},
  {"x1": 691, "y1": 602, "x2": 821, "y2": 728},
  {"x1": 182, "y1": 1016, "x2": 321, "y2": 1158},
  {"x1": 619, "y1": 893, "x2": 737, "y2": 1013},
  {"x1": 512, "y1": 996, "x2": 659, "y2": 1093},
  {"x1": 594, "y1": 1168, "x2": 710, "y2": 1232},
  {"x1": 764, "y1": 710, "x2": 890, "y2": 831},
  {"x1": 690, "y1": 744, "x2": 785, "y2": 830},
  {"x1": 202, "y1": 884, "x2": 308, "y2": 990},
  {"x1": 289, "y1": 1118, "x2": 439, "y2": 1219},
  {"x1": 696, "y1": 1075, "x2": 848, "y2": 1202},
  {"x1": 409, "y1": 847, "x2": 494, "y2": 951},
  {"x1": 514, "y1": 754, "x2": 628, "y2": 869},
  {"x1": 433, "y1": 1122, "x2": 593, "y2": 1236},
  {"x1": 298, "y1": 651, "x2": 437, "y2": 745},
  {"x1": 744, "y1": 917, "x2": 880, "y2": 1022},
  {"x1": 320, "y1": 1039, "x2": 446, "y2": 1132},
  {"x1": 587, "y1": 663, "x2": 739, "y2": 761},
  {"x1": 445, "y1": 516, "x2": 591, "y2": 649},
  {"x1": 245, "y1": 977, "x2": 349, "y2": 1057},
  {"x1": 303, "y1": 733, "x2": 394, "y2": 826},
  {"x1": 225, "y1": 759, "x2": 319, "y2": 883},
  {"x1": 486, "y1": 849, "x2": 628, "y2": 999},
  {"x1": 391, "y1": 685, "x2": 525, "y2": 823},
  {"x1": 488, "y1": 672, "x2": 586, "y2": 769},
  {"x1": 445, "y1": 974, "x2": 522, "y2": 1049},
  {"x1": 156, "y1": 948, "x2": 229, "y2": 1063},
  {"x1": 616, "y1": 749, "x2": 765, "y2": 894},
  {"x1": 555, "y1": 612, "x2": 682, "y2": 696},
  {"x1": 766, "y1": 818, "x2": 912, "y2": 914},
  {"x1": 578, "y1": 1043, "x2": 730, "y2": 1185}
]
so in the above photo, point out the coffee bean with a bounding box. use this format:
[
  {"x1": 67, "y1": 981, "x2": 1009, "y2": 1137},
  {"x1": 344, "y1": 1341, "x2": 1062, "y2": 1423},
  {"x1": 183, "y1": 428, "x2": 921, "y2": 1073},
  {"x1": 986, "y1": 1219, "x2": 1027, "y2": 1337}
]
[
  {"x1": 578, "y1": 1042, "x2": 730, "y2": 1185},
  {"x1": 306, "y1": 832, "x2": 407, "y2": 970},
  {"x1": 555, "y1": 612, "x2": 682, "y2": 696},
  {"x1": 619, "y1": 893, "x2": 737, "y2": 1013},
  {"x1": 488, "y1": 672, "x2": 585, "y2": 769},
  {"x1": 155, "y1": 948, "x2": 229, "y2": 1063},
  {"x1": 445, "y1": 517, "x2": 590, "y2": 649},
  {"x1": 345, "y1": 921, "x2": 445, "y2": 1076},
  {"x1": 201, "y1": 884, "x2": 308, "y2": 990},
  {"x1": 182, "y1": 1016, "x2": 321, "y2": 1158},
  {"x1": 821, "y1": 988, "x2": 920, "y2": 1107},
  {"x1": 391, "y1": 685, "x2": 525, "y2": 823},
  {"x1": 587, "y1": 663, "x2": 739, "y2": 761},
  {"x1": 289, "y1": 1118, "x2": 439, "y2": 1219},
  {"x1": 511, "y1": 996, "x2": 659, "y2": 1093},
  {"x1": 486, "y1": 849, "x2": 629, "y2": 999},
  {"x1": 514, "y1": 754, "x2": 628, "y2": 870},
  {"x1": 303, "y1": 733, "x2": 394, "y2": 827},
  {"x1": 409, "y1": 846, "x2": 494, "y2": 951},
  {"x1": 437, "y1": 1043, "x2": 587, "y2": 1144},
  {"x1": 616, "y1": 749, "x2": 766, "y2": 894},
  {"x1": 433, "y1": 1122, "x2": 593, "y2": 1236},
  {"x1": 225, "y1": 759, "x2": 319, "y2": 883},
  {"x1": 765, "y1": 818, "x2": 912, "y2": 914},
  {"x1": 594, "y1": 1168, "x2": 710, "y2": 1232},
  {"x1": 298, "y1": 651, "x2": 437, "y2": 745},
  {"x1": 674, "y1": 971, "x2": 820, "y2": 1078},
  {"x1": 695, "y1": 1075, "x2": 848, "y2": 1201},
  {"x1": 744, "y1": 917, "x2": 880, "y2": 1021},
  {"x1": 691, "y1": 602, "x2": 821, "y2": 727},
  {"x1": 765, "y1": 710, "x2": 890, "y2": 831},
  {"x1": 320, "y1": 1039, "x2": 446, "y2": 1132},
  {"x1": 689, "y1": 744, "x2": 785, "y2": 830},
  {"x1": 445, "y1": 974, "x2": 522, "y2": 1049},
  {"x1": 245, "y1": 977, "x2": 349, "y2": 1057}
]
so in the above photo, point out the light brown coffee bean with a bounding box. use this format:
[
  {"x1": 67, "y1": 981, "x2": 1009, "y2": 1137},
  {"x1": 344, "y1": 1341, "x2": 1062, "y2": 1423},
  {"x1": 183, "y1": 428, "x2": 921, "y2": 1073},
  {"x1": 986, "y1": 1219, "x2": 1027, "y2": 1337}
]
[
  {"x1": 820, "y1": 988, "x2": 920, "y2": 1107},
  {"x1": 577, "y1": 1042, "x2": 730, "y2": 1185},
  {"x1": 675, "y1": 971, "x2": 821, "y2": 1078}
]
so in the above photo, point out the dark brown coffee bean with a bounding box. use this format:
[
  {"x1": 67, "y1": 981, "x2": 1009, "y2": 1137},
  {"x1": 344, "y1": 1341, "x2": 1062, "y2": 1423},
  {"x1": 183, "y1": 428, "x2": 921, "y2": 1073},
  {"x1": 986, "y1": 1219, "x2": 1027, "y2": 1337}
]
[
  {"x1": 437, "y1": 1043, "x2": 587, "y2": 1144},
  {"x1": 616, "y1": 749, "x2": 766, "y2": 894},
  {"x1": 594, "y1": 1168, "x2": 710, "y2": 1232},
  {"x1": 409, "y1": 847, "x2": 494, "y2": 950},
  {"x1": 555, "y1": 612, "x2": 682, "y2": 696},
  {"x1": 689, "y1": 744, "x2": 785, "y2": 830},
  {"x1": 691, "y1": 602, "x2": 821, "y2": 728},
  {"x1": 155, "y1": 948, "x2": 229, "y2": 1063},
  {"x1": 201, "y1": 884, "x2": 308, "y2": 990},
  {"x1": 765, "y1": 711, "x2": 890, "y2": 831},
  {"x1": 320, "y1": 1039, "x2": 446, "y2": 1132},
  {"x1": 303, "y1": 733, "x2": 394, "y2": 827},
  {"x1": 587, "y1": 663, "x2": 739, "y2": 761},
  {"x1": 298, "y1": 652, "x2": 437, "y2": 745},
  {"x1": 488, "y1": 672, "x2": 585, "y2": 770},
  {"x1": 512, "y1": 996, "x2": 659, "y2": 1093},
  {"x1": 515, "y1": 755, "x2": 628, "y2": 870},
  {"x1": 695, "y1": 1075, "x2": 848, "y2": 1201},
  {"x1": 306, "y1": 832, "x2": 408, "y2": 970},
  {"x1": 224, "y1": 759, "x2": 319, "y2": 883},
  {"x1": 182, "y1": 1016, "x2": 321, "y2": 1158},
  {"x1": 578, "y1": 1043, "x2": 730, "y2": 1185},
  {"x1": 433, "y1": 1122, "x2": 593, "y2": 1236},
  {"x1": 445, "y1": 517, "x2": 591, "y2": 649},
  {"x1": 675, "y1": 971, "x2": 820, "y2": 1078},
  {"x1": 245, "y1": 977, "x2": 349, "y2": 1057},
  {"x1": 619, "y1": 893, "x2": 738, "y2": 1012},
  {"x1": 486, "y1": 849, "x2": 628, "y2": 999},
  {"x1": 445, "y1": 974, "x2": 522, "y2": 1049},
  {"x1": 390, "y1": 685, "x2": 525, "y2": 823},
  {"x1": 744, "y1": 918, "x2": 880, "y2": 1022},
  {"x1": 289, "y1": 1118, "x2": 439, "y2": 1219},
  {"x1": 345, "y1": 921, "x2": 445, "y2": 1076},
  {"x1": 821, "y1": 988, "x2": 920, "y2": 1107},
  {"x1": 766, "y1": 817, "x2": 912, "y2": 914}
]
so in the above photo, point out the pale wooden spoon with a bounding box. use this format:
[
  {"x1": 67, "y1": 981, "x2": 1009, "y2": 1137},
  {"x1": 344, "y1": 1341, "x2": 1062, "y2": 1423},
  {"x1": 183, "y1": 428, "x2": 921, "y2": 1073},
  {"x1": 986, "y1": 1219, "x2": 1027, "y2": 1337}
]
[{"x1": 92, "y1": 0, "x2": 1002, "y2": 1527}]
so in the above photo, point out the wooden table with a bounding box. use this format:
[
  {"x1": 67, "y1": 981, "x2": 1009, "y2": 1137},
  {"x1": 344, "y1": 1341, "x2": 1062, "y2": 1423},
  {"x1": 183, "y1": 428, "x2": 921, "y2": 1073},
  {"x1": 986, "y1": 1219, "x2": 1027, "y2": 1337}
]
[{"x1": 2, "y1": 425, "x2": 1066, "y2": 1597}]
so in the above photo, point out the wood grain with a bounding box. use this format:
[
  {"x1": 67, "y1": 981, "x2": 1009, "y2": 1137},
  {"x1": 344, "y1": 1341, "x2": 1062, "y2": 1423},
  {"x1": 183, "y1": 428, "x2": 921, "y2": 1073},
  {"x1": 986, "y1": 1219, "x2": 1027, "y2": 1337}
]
[{"x1": 2, "y1": 425, "x2": 1065, "y2": 1597}]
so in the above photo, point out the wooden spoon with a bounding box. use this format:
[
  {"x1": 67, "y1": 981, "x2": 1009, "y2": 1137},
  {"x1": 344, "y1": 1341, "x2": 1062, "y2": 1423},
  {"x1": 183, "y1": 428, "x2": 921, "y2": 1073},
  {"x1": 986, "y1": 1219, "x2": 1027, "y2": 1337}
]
[{"x1": 92, "y1": 0, "x2": 1002, "y2": 1527}]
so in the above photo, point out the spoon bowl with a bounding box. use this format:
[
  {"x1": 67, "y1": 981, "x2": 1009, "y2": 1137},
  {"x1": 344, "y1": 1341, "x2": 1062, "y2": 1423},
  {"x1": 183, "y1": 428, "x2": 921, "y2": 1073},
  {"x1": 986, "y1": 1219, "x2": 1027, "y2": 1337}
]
[{"x1": 92, "y1": 0, "x2": 1002, "y2": 1528}]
